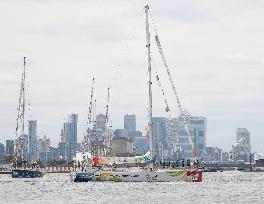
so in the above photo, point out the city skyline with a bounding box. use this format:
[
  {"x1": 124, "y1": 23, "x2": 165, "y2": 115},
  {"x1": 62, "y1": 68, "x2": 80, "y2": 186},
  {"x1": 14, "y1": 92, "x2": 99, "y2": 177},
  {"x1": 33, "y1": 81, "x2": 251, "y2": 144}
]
[
  {"x1": 0, "y1": 111, "x2": 255, "y2": 154},
  {"x1": 0, "y1": 0, "x2": 264, "y2": 152},
  {"x1": 0, "y1": 112, "x2": 253, "y2": 163}
]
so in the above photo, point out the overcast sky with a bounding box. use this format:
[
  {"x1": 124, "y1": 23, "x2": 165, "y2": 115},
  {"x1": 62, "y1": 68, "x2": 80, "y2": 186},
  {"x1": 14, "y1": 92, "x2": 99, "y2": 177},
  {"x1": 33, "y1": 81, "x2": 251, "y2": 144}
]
[{"x1": 0, "y1": 0, "x2": 263, "y2": 152}]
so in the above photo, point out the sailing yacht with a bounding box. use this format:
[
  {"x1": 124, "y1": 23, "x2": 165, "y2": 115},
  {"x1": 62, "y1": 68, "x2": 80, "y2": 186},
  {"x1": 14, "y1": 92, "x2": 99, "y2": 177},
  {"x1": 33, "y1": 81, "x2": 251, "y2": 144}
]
[
  {"x1": 71, "y1": 5, "x2": 202, "y2": 182},
  {"x1": 12, "y1": 57, "x2": 44, "y2": 178}
]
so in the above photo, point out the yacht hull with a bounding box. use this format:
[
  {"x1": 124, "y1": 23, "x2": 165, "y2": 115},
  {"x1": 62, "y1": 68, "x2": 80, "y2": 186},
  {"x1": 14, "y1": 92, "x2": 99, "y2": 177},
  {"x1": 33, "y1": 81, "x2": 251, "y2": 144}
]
[{"x1": 71, "y1": 169, "x2": 202, "y2": 182}]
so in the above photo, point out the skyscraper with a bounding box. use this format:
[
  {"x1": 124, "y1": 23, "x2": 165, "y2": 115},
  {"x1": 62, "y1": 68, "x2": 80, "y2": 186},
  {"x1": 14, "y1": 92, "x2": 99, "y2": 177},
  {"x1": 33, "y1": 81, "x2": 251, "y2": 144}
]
[
  {"x1": 62, "y1": 113, "x2": 78, "y2": 144},
  {"x1": 61, "y1": 113, "x2": 78, "y2": 160},
  {"x1": 152, "y1": 117, "x2": 167, "y2": 159},
  {"x1": 68, "y1": 113, "x2": 78, "y2": 144},
  {"x1": 236, "y1": 128, "x2": 250, "y2": 145},
  {"x1": 95, "y1": 114, "x2": 107, "y2": 141},
  {"x1": 6, "y1": 140, "x2": 14, "y2": 156},
  {"x1": 166, "y1": 115, "x2": 207, "y2": 159},
  {"x1": 232, "y1": 128, "x2": 251, "y2": 162},
  {"x1": 124, "y1": 114, "x2": 136, "y2": 132},
  {"x1": 28, "y1": 120, "x2": 38, "y2": 160},
  {"x1": 63, "y1": 122, "x2": 72, "y2": 143},
  {"x1": 0, "y1": 143, "x2": 5, "y2": 161},
  {"x1": 17, "y1": 134, "x2": 29, "y2": 160},
  {"x1": 134, "y1": 135, "x2": 148, "y2": 155},
  {"x1": 37, "y1": 135, "x2": 51, "y2": 162},
  {"x1": 58, "y1": 142, "x2": 67, "y2": 160}
]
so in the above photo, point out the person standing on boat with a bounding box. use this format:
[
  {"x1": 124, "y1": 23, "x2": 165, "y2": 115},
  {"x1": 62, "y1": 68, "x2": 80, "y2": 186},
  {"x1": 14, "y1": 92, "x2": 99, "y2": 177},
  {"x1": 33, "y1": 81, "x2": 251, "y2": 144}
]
[
  {"x1": 187, "y1": 159, "x2": 191, "y2": 167},
  {"x1": 181, "y1": 158, "x2": 185, "y2": 167}
]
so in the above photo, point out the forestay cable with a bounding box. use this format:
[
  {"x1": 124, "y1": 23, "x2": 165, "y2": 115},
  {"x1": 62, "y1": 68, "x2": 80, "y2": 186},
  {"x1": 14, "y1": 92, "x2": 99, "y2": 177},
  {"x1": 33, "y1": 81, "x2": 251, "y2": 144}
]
[{"x1": 149, "y1": 10, "x2": 196, "y2": 157}]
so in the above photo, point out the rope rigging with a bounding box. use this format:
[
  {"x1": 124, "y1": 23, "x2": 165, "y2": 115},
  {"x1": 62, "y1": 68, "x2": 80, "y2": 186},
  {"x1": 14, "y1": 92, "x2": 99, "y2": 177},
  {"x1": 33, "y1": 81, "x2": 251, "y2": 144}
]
[
  {"x1": 151, "y1": 52, "x2": 180, "y2": 157},
  {"x1": 149, "y1": 9, "x2": 196, "y2": 157},
  {"x1": 155, "y1": 74, "x2": 170, "y2": 113}
]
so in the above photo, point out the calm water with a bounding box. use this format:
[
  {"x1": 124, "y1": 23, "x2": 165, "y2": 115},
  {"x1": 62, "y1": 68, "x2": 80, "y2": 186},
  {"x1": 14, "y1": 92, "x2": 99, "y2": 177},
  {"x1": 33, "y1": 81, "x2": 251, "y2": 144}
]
[{"x1": 0, "y1": 171, "x2": 263, "y2": 204}]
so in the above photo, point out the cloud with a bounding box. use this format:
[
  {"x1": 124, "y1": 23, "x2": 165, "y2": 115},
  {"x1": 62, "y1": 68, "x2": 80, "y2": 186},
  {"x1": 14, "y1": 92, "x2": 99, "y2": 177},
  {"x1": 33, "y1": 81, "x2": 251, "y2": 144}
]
[{"x1": 30, "y1": 22, "x2": 126, "y2": 43}]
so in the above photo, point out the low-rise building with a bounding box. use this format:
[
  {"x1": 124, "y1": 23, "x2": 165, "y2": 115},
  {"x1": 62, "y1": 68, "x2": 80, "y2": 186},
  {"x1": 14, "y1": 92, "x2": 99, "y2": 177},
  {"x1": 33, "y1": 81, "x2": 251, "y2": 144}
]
[
  {"x1": 254, "y1": 152, "x2": 264, "y2": 166},
  {"x1": 114, "y1": 129, "x2": 129, "y2": 138},
  {"x1": 204, "y1": 147, "x2": 229, "y2": 162},
  {"x1": 111, "y1": 137, "x2": 134, "y2": 156}
]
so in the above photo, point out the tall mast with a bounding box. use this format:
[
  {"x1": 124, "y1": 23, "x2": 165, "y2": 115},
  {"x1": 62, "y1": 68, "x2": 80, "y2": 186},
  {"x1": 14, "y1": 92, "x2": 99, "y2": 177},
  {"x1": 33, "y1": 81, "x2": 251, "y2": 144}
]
[
  {"x1": 145, "y1": 5, "x2": 153, "y2": 160},
  {"x1": 22, "y1": 56, "x2": 26, "y2": 138},
  {"x1": 83, "y1": 77, "x2": 95, "y2": 152},
  {"x1": 21, "y1": 56, "x2": 26, "y2": 160},
  {"x1": 105, "y1": 87, "x2": 110, "y2": 124},
  {"x1": 105, "y1": 87, "x2": 111, "y2": 152},
  {"x1": 15, "y1": 57, "x2": 27, "y2": 160},
  {"x1": 89, "y1": 78, "x2": 95, "y2": 124}
]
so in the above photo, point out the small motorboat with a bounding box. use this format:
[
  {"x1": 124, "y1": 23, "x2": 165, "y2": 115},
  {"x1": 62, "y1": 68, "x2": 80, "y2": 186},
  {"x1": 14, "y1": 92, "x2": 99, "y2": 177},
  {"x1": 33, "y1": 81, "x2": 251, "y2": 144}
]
[{"x1": 11, "y1": 169, "x2": 44, "y2": 178}]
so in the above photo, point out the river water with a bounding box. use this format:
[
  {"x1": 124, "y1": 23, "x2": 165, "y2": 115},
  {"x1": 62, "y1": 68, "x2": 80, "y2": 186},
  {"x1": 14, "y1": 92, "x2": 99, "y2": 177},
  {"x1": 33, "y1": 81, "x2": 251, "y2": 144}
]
[{"x1": 0, "y1": 171, "x2": 263, "y2": 204}]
